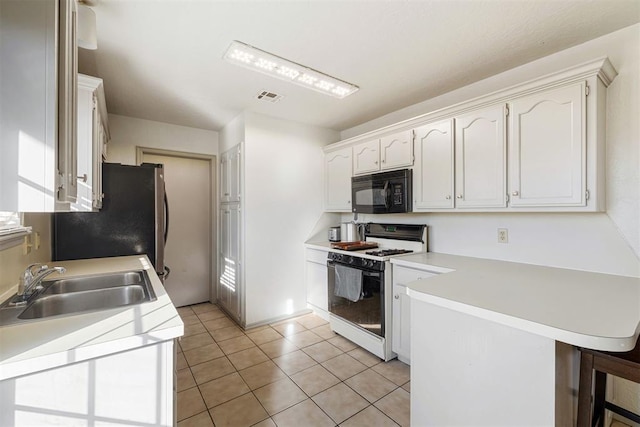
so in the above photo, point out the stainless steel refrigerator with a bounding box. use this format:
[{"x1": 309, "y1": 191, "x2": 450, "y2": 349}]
[{"x1": 52, "y1": 163, "x2": 169, "y2": 280}]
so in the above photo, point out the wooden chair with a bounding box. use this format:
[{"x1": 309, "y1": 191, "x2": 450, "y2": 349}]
[{"x1": 577, "y1": 340, "x2": 640, "y2": 427}]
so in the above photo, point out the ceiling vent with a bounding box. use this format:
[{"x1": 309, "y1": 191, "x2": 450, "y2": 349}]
[{"x1": 255, "y1": 90, "x2": 283, "y2": 103}]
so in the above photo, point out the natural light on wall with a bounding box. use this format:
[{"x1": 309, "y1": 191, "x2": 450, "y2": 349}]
[{"x1": 223, "y1": 40, "x2": 359, "y2": 99}]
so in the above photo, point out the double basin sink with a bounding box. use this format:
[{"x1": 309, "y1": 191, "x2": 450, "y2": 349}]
[{"x1": 0, "y1": 270, "x2": 157, "y2": 326}]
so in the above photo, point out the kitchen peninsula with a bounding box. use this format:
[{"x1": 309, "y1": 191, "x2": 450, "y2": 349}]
[
  {"x1": 390, "y1": 252, "x2": 640, "y2": 426},
  {"x1": 0, "y1": 255, "x2": 184, "y2": 426}
]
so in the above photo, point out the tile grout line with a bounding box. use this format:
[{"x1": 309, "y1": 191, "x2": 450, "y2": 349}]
[{"x1": 178, "y1": 303, "x2": 409, "y2": 426}]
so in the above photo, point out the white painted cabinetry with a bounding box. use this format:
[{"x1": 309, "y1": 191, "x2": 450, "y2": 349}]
[
  {"x1": 352, "y1": 139, "x2": 380, "y2": 175},
  {"x1": 219, "y1": 144, "x2": 243, "y2": 322},
  {"x1": 454, "y1": 104, "x2": 507, "y2": 208},
  {"x1": 305, "y1": 247, "x2": 329, "y2": 317},
  {"x1": 352, "y1": 130, "x2": 414, "y2": 175},
  {"x1": 73, "y1": 74, "x2": 110, "y2": 211},
  {"x1": 220, "y1": 145, "x2": 241, "y2": 203},
  {"x1": 324, "y1": 147, "x2": 352, "y2": 211},
  {"x1": 508, "y1": 83, "x2": 586, "y2": 207},
  {"x1": 0, "y1": 0, "x2": 79, "y2": 212},
  {"x1": 392, "y1": 265, "x2": 437, "y2": 364},
  {"x1": 413, "y1": 119, "x2": 455, "y2": 210}
]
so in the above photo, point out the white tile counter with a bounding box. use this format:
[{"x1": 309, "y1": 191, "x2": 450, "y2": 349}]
[
  {"x1": 0, "y1": 255, "x2": 184, "y2": 381},
  {"x1": 392, "y1": 252, "x2": 640, "y2": 352}
]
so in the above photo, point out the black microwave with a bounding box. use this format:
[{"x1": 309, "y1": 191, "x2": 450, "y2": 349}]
[{"x1": 351, "y1": 169, "x2": 412, "y2": 214}]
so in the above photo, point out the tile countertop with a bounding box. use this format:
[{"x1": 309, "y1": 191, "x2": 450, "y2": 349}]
[
  {"x1": 0, "y1": 255, "x2": 184, "y2": 381},
  {"x1": 391, "y1": 253, "x2": 640, "y2": 352}
]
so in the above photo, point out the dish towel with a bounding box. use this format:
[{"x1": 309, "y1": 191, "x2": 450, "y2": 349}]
[{"x1": 334, "y1": 264, "x2": 363, "y2": 302}]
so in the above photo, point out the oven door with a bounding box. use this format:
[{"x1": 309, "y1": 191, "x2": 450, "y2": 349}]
[{"x1": 327, "y1": 259, "x2": 384, "y2": 337}]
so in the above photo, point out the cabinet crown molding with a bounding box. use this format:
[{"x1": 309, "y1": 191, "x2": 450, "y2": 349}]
[{"x1": 324, "y1": 57, "x2": 617, "y2": 152}]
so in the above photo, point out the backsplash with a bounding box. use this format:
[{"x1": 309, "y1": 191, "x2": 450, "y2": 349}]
[{"x1": 0, "y1": 213, "x2": 52, "y2": 297}]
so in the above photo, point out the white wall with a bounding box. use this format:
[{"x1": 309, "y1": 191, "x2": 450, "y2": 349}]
[
  {"x1": 243, "y1": 112, "x2": 339, "y2": 325},
  {"x1": 106, "y1": 114, "x2": 219, "y2": 164},
  {"x1": 341, "y1": 24, "x2": 640, "y2": 278}
]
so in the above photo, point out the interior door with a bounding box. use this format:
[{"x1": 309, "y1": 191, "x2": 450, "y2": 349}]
[{"x1": 142, "y1": 152, "x2": 213, "y2": 307}]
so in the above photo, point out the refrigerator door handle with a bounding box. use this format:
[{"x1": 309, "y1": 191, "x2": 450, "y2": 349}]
[{"x1": 163, "y1": 190, "x2": 169, "y2": 244}]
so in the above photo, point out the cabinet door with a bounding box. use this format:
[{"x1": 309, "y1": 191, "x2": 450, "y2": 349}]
[
  {"x1": 220, "y1": 152, "x2": 230, "y2": 203},
  {"x1": 74, "y1": 75, "x2": 107, "y2": 212},
  {"x1": 353, "y1": 139, "x2": 380, "y2": 175},
  {"x1": 380, "y1": 131, "x2": 414, "y2": 170},
  {"x1": 220, "y1": 145, "x2": 241, "y2": 203},
  {"x1": 73, "y1": 85, "x2": 94, "y2": 211},
  {"x1": 455, "y1": 105, "x2": 507, "y2": 208},
  {"x1": 324, "y1": 147, "x2": 353, "y2": 211},
  {"x1": 413, "y1": 119, "x2": 454, "y2": 210},
  {"x1": 392, "y1": 284, "x2": 411, "y2": 363},
  {"x1": 509, "y1": 83, "x2": 585, "y2": 207},
  {"x1": 392, "y1": 267, "x2": 437, "y2": 364},
  {"x1": 0, "y1": 0, "x2": 77, "y2": 212},
  {"x1": 228, "y1": 146, "x2": 241, "y2": 202},
  {"x1": 219, "y1": 204, "x2": 241, "y2": 321},
  {"x1": 306, "y1": 248, "x2": 328, "y2": 311}
]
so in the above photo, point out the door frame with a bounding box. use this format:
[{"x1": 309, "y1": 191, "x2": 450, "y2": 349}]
[{"x1": 136, "y1": 146, "x2": 218, "y2": 303}]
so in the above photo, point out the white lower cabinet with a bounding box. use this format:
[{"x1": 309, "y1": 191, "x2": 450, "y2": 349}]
[
  {"x1": 0, "y1": 340, "x2": 176, "y2": 426},
  {"x1": 392, "y1": 265, "x2": 437, "y2": 364},
  {"x1": 305, "y1": 248, "x2": 329, "y2": 317}
]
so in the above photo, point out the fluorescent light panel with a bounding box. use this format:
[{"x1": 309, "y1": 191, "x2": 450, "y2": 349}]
[{"x1": 223, "y1": 40, "x2": 359, "y2": 99}]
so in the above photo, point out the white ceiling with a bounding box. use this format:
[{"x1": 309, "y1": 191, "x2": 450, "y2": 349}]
[{"x1": 79, "y1": 0, "x2": 640, "y2": 133}]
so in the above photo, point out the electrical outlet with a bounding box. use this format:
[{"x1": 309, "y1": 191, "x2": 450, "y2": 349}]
[{"x1": 498, "y1": 228, "x2": 508, "y2": 243}]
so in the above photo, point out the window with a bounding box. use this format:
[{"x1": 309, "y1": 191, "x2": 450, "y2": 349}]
[{"x1": 0, "y1": 212, "x2": 31, "y2": 250}]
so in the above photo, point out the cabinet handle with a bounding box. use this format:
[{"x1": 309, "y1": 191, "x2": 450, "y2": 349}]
[
  {"x1": 394, "y1": 294, "x2": 399, "y2": 299},
  {"x1": 77, "y1": 174, "x2": 88, "y2": 183},
  {"x1": 381, "y1": 159, "x2": 385, "y2": 163},
  {"x1": 456, "y1": 194, "x2": 463, "y2": 199},
  {"x1": 512, "y1": 191, "x2": 519, "y2": 196},
  {"x1": 374, "y1": 161, "x2": 378, "y2": 165},
  {"x1": 445, "y1": 195, "x2": 451, "y2": 200},
  {"x1": 347, "y1": 200, "x2": 351, "y2": 204}
]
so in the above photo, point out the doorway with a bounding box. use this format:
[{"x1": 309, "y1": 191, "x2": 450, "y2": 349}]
[{"x1": 137, "y1": 147, "x2": 216, "y2": 307}]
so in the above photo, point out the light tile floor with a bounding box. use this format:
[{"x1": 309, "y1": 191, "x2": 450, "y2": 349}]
[{"x1": 176, "y1": 303, "x2": 410, "y2": 427}]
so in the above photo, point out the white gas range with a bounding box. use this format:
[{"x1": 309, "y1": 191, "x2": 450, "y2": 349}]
[{"x1": 327, "y1": 223, "x2": 427, "y2": 361}]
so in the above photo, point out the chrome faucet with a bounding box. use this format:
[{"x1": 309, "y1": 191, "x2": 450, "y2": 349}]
[{"x1": 11, "y1": 264, "x2": 66, "y2": 305}]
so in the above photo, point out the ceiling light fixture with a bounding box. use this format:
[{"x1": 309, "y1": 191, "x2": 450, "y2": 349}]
[{"x1": 223, "y1": 40, "x2": 359, "y2": 99}]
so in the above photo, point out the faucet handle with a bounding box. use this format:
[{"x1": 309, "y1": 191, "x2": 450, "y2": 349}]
[{"x1": 25, "y1": 263, "x2": 47, "y2": 277}]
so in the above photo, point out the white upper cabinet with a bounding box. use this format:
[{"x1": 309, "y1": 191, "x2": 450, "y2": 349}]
[
  {"x1": 73, "y1": 74, "x2": 109, "y2": 211},
  {"x1": 353, "y1": 131, "x2": 414, "y2": 175},
  {"x1": 380, "y1": 131, "x2": 414, "y2": 170},
  {"x1": 0, "y1": 0, "x2": 78, "y2": 212},
  {"x1": 455, "y1": 105, "x2": 507, "y2": 208},
  {"x1": 324, "y1": 147, "x2": 352, "y2": 211},
  {"x1": 413, "y1": 119, "x2": 455, "y2": 210},
  {"x1": 509, "y1": 83, "x2": 585, "y2": 207},
  {"x1": 323, "y1": 58, "x2": 615, "y2": 213},
  {"x1": 352, "y1": 139, "x2": 380, "y2": 175}
]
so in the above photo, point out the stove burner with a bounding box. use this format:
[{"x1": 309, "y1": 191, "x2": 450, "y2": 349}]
[{"x1": 365, "y1": 249, "x2": 414, "y2": 257}]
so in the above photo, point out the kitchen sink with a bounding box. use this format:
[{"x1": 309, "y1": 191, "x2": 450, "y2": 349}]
[
  {"x1": 18, "y1": 285, "x2": 149, "y2": 319},
  {"x1": 0, "y1": 270, "x2": 157, "y2": 326},
  {"x1": 40, "y1": 271, "x2": 147, "y2": 295}
]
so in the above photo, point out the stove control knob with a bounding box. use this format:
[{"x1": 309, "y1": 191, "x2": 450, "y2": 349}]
[{"x1": 348, "y1": 257, "x2": 354, "y2": 264}]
